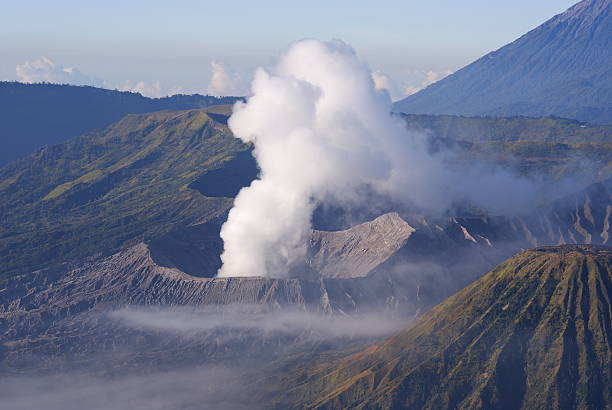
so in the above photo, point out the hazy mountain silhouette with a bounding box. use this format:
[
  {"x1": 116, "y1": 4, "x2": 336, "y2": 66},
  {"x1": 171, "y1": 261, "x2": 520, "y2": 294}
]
[
  {"x1": 394, "y1": 0, "x2": 612, "y2": 125},
  {"x1": 0, "y1": 82, "x2": 240, "y2": 166}
]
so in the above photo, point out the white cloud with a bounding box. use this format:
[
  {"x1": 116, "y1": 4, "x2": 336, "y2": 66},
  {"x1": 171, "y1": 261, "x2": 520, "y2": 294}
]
[
  {"x1": 206, "y1": 61, "x2": 246, "y2": 97},
  {"x1": 15, "y1": 56, "x2": 186, "y2": 98},
  {"x1": 403, "y1": 69, "x2": 454, "y2": 96},
  {"x1": 16, "y1": 56, "x2": 104, "y2": 87},
  {"x1": 118, "y1": 80, "x2": 174, "y2": 98},
  {"x1": 372, "y1": 69, "x2": 455, "y2": 99}
]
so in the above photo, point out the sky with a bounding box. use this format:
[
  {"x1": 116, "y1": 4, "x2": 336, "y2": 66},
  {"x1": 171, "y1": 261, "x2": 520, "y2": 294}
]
[{"x1": 1, "y1": 0, "x2": 579, "y2": 99}]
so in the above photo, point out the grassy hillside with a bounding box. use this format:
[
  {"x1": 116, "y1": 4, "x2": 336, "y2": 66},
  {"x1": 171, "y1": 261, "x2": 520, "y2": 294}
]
[
  {"x1": 467, "y1": 140, "x2": 612, "y2": 180},
  {"x1": 402, "y1": 114, "x2": 612, "y2": 144},
  {"x1": 274, "y1": 245, "x2": 612, "y2": 409},
  {"x1": 0, "y1": 107, "x2": 251, "y2": 277},
  {"x1": 2, "y1": 105, "x2": 611, "y2": 278},
  {"x1": 403, "y1": 114, "x2": 612, "y2": 180},
  {"x1": 0, "y1": 81, "x2": 241, "y2": 166}
]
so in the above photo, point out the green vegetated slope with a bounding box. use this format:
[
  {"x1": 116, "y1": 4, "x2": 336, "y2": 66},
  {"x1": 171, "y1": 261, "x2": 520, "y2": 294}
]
[
  {"x1": 1, "y1": 109, "x2": 611, "y2": 278},
  {"x1": 403, "y1": 114, "x2": 612, "y2": 180},
  {"x1": 402, "y1": 114, "x2": 612, "y2": 144},
  {"x1": 467, "y1": 140, "x2": 612, "y2": 180},
  {"x1": 0, "y1": 107, "x2": 249, "y2": 277},
  {"x1": 0, "y1": 81, "x2": 241, "y2": 166},
  {"x1": 276, "y1": 245, "x2": 612, "y2": 410}
]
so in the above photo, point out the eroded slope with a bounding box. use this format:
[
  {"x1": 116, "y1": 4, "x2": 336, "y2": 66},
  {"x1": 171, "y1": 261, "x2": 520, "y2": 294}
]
[{"x1": 277, "y1": 245, "x2": 612, "y2": 410}]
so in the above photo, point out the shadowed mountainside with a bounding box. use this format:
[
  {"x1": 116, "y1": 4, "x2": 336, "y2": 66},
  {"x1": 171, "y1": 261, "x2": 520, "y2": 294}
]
[
  {"x1": 394, "y1": 0, "x2": 612, "y2": 124},
  {"x1": 0, "y1": 107, "x2": 251, "y2": 277},
  {"x1": 0, "y1": 81, "x2": 241, "y2": 166},
  {"x1": 272, "y1": 245, "x2": 612, "y2": 410}
]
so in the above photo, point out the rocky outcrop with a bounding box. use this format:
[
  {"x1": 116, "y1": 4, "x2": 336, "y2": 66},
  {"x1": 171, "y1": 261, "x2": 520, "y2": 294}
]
[
  {"x1": 3, "y1": 179, "x2": 612, "y2": 376},
  {"x1": 0, "y1": 242, "x2": 427, "y2": 343},
  {"x1": 5, "y1": 179, "x2": 610, "y2": 340},
  {"x1": 308, "y1": 212, "x2": 415, "y2": 278}
]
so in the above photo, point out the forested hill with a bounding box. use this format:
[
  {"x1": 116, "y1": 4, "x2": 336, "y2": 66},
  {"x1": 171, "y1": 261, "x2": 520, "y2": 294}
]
[{"x1": 0, "y1": 81, "x2": 241, "y2": 166}]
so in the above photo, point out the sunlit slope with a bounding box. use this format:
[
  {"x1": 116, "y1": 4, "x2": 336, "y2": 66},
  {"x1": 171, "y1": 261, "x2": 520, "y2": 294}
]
[
  {"x1": 281, "y1": 245, "x2": 612, "y2": 410},
  {"x1": 0, "y1": 108, "x2": 250, "y2": 277},
  {"x1": 401, "y1": 114, "x2": 612, "y2": 180},
  {"x1": 401, "y1": 114, "x2": 612, "y2": 144},
  {"x1": 0, "y1": 81, "x2": 240, "y2": 165}
]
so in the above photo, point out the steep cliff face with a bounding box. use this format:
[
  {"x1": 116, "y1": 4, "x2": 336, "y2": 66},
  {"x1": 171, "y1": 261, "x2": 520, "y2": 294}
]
[
  {"x1": 308, "y1": 213, "x2": 416, "y2": 278},
  {"x1": 307, "y1": 178, "x2": 612, "y2": 302},
  {"x1": 275, "y1": 245, "x2": 612, "y2": 410},
  {"x1": 0, "y1": 242, "x2": 423, "y2": 349},
  {"x1": 0, "y1": 238, "x2": 426, "y2": 374},
  {"x1": 4, "y1": 178, "x2": 610, "y2": 341},
  {"x1": 3, "y1": 178, "x2": 611, "y2": 376}
]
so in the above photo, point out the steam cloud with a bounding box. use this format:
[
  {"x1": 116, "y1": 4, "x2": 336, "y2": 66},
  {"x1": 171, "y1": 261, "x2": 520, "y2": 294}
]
[{"x1": 218, "y1": 39, "x2": 538, "y2": 278}]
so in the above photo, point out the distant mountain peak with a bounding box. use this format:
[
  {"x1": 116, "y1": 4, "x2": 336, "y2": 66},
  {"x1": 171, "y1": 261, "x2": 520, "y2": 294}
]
[
  {"x1": 552, "y1": 0, "x2": 610, "y2": 26},
  {"x1": 393, "y1": 0, "x2": 612, "y2": 124}
]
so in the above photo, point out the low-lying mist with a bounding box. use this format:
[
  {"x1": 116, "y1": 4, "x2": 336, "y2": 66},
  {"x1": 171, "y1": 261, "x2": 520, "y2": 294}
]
[
  {"x1": 109, "y1": 305, "x2": 406, "y2": 340},
  {"x1": 0, "y1": 367, "x2": 254, "y2": 410},
  {"x1": 0, "y1": 305, "x2": 407, "y2": 410},
  {"x1": 2, "y1": 305, "x2": 407, "y2": 410}
]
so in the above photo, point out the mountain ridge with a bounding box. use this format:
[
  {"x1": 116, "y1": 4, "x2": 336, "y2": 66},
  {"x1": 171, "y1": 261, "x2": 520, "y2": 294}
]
[
  {"x1": 0, "y1": 107, "x2": 246, "y2": 277},
  {"x1": 393, "y1": 0, "x2": 612, "y2": 124},
  {"x1": 0, "y1": 81, "x2": 241, "y2": 166},
  {"x1": 271, "y1": 245, "x2": 612, "y2": 409}
]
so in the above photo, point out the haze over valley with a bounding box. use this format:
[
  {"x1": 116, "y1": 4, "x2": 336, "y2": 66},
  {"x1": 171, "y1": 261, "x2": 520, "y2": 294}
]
[{"x1": 1, "y1": 1, "x2": 611, "y2": 409}]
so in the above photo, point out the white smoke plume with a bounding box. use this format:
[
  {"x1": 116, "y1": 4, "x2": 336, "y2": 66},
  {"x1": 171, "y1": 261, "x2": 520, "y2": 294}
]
[
  {"x1": 371, "y1": 70, "x2": 403, "y2": 101},
  {"x1": 218, "y1": 39, "x2": 437, "y2": 278},
  {"x1": 218, "y1": 39, "x2": 538, "y2": 278}
]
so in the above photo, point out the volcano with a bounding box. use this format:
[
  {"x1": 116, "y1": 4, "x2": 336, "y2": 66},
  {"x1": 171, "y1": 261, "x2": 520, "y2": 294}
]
[
  {"x1": 394, "y1": 0, "x2": 612, "y2": 125},
  {"x1": 277, "y1": 245, "x2": 612, "y2": 409}
]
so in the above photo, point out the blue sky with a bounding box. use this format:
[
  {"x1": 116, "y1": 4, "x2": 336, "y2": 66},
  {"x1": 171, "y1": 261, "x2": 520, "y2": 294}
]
[{"x1": 1, "y1": 0, "x2": 579, "y2": 98}]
